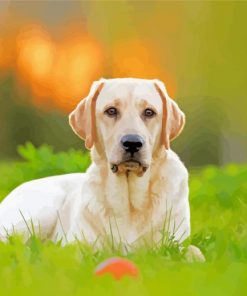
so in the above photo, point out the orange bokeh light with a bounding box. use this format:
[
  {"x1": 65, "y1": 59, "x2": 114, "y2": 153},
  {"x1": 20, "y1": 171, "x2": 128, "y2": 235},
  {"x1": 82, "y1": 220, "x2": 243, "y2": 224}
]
[
  {"x1": 0, "y1": 38, "x2": 3, "y2": 68},
  {"x1": 51, "y1": 35, "x2": 103, "y2": 110},
  {"x1": 113, "y1": 38, "x2": 160, "y2": 78},
  {"x1": 16, "y1": 24, "x2": 104, "y2": 111},
  {"x1": 17, "y1": 25, "x2": 55, "y2": 84}
]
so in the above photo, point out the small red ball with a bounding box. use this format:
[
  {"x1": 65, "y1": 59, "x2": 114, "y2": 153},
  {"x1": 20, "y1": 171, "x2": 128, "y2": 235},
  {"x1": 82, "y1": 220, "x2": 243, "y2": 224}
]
[{"x1": 94, "y1": 257, "x2": 139, "y2": 280}]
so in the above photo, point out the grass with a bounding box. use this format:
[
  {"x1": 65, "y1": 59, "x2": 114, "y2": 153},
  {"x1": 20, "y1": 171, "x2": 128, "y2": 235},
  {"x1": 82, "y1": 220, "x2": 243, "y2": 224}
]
[{"x1": 0, "y1": 143, "x2": 247, "y2": 295}]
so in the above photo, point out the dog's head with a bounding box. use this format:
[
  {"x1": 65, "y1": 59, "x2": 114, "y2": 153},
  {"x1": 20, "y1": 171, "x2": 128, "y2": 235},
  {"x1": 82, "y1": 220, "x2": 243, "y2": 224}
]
[{"x1": 69, "y1": 78, "x2": 185, "y2": 176}]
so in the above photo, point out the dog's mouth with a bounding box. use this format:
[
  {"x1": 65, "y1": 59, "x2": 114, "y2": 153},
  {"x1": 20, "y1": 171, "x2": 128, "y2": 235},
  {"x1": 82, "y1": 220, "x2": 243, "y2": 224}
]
[{"x1": 110, "y1": 159, "x2": 148, "y2": 177}]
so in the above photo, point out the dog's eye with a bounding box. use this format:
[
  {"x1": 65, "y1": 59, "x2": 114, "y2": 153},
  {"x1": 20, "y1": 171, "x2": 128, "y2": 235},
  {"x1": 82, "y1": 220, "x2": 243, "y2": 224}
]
[
  {"x1": 143, "y1": 108, "x2": 156, "y2": 118},
  {"x1": 104, "y1": 107, "x2": 118, "y2": 117}
]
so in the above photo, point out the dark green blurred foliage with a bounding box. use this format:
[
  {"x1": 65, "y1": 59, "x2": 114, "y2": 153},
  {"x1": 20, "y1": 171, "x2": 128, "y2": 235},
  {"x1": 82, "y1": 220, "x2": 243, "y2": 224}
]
[
  {"x1": 0, "y1": 73, "x2": 83, "y2": 159},
  {"x1": 174, "y1": 95, "x2": 225, "y2": 166}
]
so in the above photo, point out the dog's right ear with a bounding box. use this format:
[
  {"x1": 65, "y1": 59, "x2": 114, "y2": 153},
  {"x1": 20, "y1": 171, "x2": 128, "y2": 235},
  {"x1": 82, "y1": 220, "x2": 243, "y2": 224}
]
[{"x1": 69, "y1": 80, "x2": 104, "y2": 149}]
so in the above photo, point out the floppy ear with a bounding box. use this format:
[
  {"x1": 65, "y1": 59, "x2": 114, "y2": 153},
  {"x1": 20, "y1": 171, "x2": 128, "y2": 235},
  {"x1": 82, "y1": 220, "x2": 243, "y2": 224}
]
[
  {"x1": 154, "y1": 80, "x2": 185, "y2": 150},
  {"x1": 69, "y1": 81, "x2": 104, "y2": 149}
]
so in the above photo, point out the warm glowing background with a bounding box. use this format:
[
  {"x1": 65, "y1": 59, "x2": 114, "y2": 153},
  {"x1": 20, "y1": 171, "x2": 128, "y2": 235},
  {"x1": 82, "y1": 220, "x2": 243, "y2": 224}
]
[{"x1": 0, "y1": 1, "x2": 246, "y2": 166}]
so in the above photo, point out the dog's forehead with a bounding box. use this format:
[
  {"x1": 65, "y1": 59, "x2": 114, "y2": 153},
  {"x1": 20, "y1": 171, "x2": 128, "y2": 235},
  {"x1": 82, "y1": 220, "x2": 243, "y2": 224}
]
[{"x1": 96, "y1": 79, "x2": 162, "y2": 111}]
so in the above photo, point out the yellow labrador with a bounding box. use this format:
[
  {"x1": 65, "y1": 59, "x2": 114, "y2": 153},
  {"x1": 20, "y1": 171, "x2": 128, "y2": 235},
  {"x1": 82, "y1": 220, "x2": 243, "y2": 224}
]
[{"x1": 0, "y1": 78, "x2": 204, "y2": 260}]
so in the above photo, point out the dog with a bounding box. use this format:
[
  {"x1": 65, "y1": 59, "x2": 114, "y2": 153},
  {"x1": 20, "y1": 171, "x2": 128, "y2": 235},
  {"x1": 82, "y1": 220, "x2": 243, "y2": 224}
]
[{"x1": 0, "y1": 78, "x2": 204, "y2": 260}]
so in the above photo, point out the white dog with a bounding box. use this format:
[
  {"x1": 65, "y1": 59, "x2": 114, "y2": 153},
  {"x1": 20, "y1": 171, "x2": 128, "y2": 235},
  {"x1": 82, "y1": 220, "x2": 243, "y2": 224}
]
[{"x1": 0, "y1": 78, "x2": 204, "y2": 260}]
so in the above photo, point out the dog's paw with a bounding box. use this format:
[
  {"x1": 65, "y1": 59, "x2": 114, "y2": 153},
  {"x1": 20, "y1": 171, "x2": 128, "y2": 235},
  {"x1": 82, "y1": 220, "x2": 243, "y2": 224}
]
[{"x1": 185, "y1": 245, "x2": 206, "y2": 263}]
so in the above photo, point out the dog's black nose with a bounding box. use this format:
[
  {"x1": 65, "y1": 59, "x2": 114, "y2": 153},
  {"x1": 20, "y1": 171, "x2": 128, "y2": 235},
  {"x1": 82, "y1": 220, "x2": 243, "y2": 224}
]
[{"x1": 121, "y1": 134, "x2": 144, "y2": 155}]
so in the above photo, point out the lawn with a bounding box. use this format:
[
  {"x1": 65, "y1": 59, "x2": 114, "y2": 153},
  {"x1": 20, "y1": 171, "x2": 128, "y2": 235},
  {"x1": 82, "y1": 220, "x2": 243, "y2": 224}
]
[{"x1": 0, "y1": 143, "x2": 246, "y2": 295}]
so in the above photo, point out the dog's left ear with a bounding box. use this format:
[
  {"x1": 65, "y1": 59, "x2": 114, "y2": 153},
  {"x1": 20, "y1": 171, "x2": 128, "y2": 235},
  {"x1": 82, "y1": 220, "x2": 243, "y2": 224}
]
[
  {"x1": 69, "y1": 80, "x2": 104, "y2": 149},
  {"x1": 154, "y1": 80, "x2": 185, "y2": 150}
]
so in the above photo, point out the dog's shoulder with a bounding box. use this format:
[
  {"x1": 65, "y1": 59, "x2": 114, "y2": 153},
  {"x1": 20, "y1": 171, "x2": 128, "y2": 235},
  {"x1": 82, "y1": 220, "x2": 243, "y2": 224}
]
[
  {"x1": 17, "y1": 173, "x2": 85, "y2": 192},
  {"x1": 1, "y1": 173, "x2": 86, "y2": 208}
]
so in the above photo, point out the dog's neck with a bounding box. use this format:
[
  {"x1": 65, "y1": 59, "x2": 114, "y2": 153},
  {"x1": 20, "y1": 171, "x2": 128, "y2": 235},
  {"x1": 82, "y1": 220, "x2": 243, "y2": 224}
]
[{"x1": 88, "y1": 146, "x2": 167, "y2": 217}]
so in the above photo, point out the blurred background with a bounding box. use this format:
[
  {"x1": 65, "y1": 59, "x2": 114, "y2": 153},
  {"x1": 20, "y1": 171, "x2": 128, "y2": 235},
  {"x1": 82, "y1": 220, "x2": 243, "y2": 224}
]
[{"x1": 0, "y1": 0, "x2": 246, "y2": 167}]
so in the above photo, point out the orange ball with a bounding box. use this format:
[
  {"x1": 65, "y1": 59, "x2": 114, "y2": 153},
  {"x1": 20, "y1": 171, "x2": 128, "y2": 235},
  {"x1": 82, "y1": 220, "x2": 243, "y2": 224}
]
[{"x1": 94, "y1": 257, "x2": 139, "y2": 280}]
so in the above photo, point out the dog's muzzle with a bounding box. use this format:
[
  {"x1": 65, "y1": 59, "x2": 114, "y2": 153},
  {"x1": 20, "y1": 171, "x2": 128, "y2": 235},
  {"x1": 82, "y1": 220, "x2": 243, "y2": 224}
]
[
  {"x1": 111, "y1": 160, "x2": 148, "y2": 177},
  {"x1": 110, "y1": 134, "x2": 148, "y2": 177}
]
